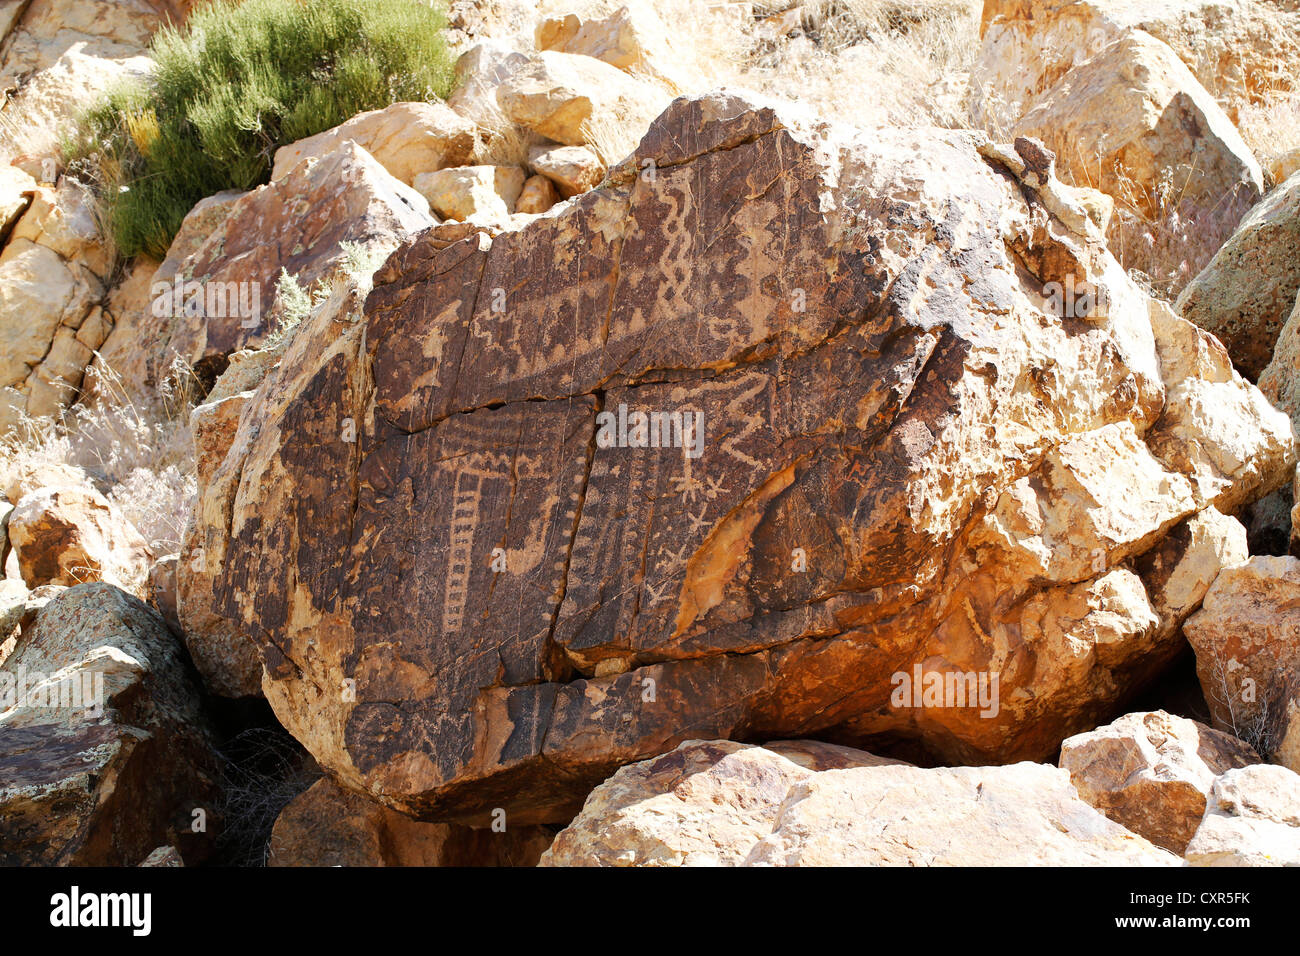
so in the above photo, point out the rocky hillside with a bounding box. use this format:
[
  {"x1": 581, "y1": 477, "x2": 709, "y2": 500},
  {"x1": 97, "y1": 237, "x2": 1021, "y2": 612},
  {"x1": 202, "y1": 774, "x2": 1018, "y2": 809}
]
[{"x1": 2, "y1": 0, "x2": 1300, "y2": 868}]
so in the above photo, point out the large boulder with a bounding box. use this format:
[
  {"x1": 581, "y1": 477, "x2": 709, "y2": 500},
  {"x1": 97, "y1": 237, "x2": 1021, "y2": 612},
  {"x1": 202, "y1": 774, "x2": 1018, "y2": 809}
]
[
  {"x1": 1059, "y1": 710, "x2": 1259, "y2": 853},
  {"x1": 528, "y1": 143, "x2": 605, "y2": 198},
  {"x1": 413, "y1": 164, "x2": 525, "y2": 224},
  {"x1": 1177, "y1": 171, "x2": 1300, "y2": 381},
  {"x1": 535, "y1": 4, "x2": 697, "y2": 91},
  {"x1": 973, "y1": 0, "x2": 1300, "y2": 127},
  {"x1": 544, "y1": 741, "x2": 1177, "y2": 865},
  {"x1": 1011, "y1": 31, "x2": 1262, "y2": 289},
  {"x1": 0, "y1": 180, "x2": 111, "y2": 432},
  {"x1": 495, "y1": 50, "x2": 671, "y2": 153},
  {"x1": 1184, "y1": 764, "x2": 1300, "y2": 865},
  {"x1": 133, "y1": 142, "x2": 433, "y2": 386},
  {"x1": 1184, "y1": 555, "x2": 1300, "y2": 769},
  {"x1": 177, "y1": 275, "x2": 367, "y2": 698},
  {"x1": 7, "y1": 485, "x2": 152, "y2": 596},
  {"x1": 0, "y1": 583, "x2": 220, "y2": 865},
  {"x1": 540, "y1": 739, "x2": 903, "y2": 866},
  {"x1": 0, "y1": 0, "x2": 191, "y2": 91},
  {"x1": 270, "y1": 102, "x2": 479, "y2": 187},
  {"x1": 0, "y1": 44, "x2": 153, "y2": 166},
  {"x1": 88, "y1": 191, "x2": 242, "y2": 400},
  {"x1": 268, "y1": 776, "x2": 553, "y2": 867},
  {"x1": 206, "y1": 92, "x2": 1294, "y2": 825}
]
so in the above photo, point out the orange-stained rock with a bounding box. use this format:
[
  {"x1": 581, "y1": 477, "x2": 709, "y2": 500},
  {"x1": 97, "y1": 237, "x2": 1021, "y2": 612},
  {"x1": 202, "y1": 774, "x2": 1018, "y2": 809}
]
[{"x1": 8, "y1": 485, "x2": 152, "y2": 597}]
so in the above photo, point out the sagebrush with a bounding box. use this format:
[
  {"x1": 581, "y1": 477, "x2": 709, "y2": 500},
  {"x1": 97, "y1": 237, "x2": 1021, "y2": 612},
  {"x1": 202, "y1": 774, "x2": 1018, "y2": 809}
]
[{"x1": 65, "y1": 0, "x2": 455, "y2": 259}]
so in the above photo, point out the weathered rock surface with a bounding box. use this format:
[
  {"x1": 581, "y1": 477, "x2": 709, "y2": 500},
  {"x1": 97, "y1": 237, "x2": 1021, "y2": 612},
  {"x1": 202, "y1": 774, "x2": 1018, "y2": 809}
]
[
  {"x1": 147, "y1": 553, "x2": 180, "y2": 634},
  {"x1": 178, "y1": 275, "x2": 366, "y2": 698},
  {"x1": 1184, "y1": 555, "x2": 1300, "y2": 767},
  {"x1": 544, "y1": 741, "x2": 1176, "y2": 865},
  {"x1": 0, "y1": 163, "x2": 34, "y2": 239},
  {"x1": 515, "y1": 173, "x2": 560, "y2": 215},
  {"x1": 413, "y1": 163, "x2": 524, "y2": 223},
  {"x1": 1184, "y1": 764, "x2": 1300, "y2": 865},
  {"x1": 207, "y1": 92, "x2": 1294, "y2": 825},
  {"x1": 1012, "y1": 31, "x2": 1262, "y2": 277},
  {"x1": 0, "y1": 180, "x2": 112, "y2": 431},
  {"x1": 8, "y1": 485, "x2": 152, "y2": 596},
  {"x1": 1176, "y1": 171, "x2": 1300, "y2": 381},
  {"x1": 268, "y1": 776, "x2": 553, "y2": 867},
  {"x1": 535, "y1": 4, "x2": 693, "y2": 90},
  {"x1": 131, "y1": 142, "x2": 432, "y2": 385},
  {"x1": 271, "y1": 102, "x2": 479, "y2": 187},
  {"x1": 495, "y1": 50, "x2": 671, "y2": 149},
  {"x1": 540, "y1": 739, "x2": 903, "y2": 866},
  {"x1": 0, "y1": 0, "x2": 191, "y2": 93},
  {"x1": 1258, "y1": 288, "x2": 1300, "y2": 434},
  {"x1": 1059, "y1": 710, "x2": 1259, "y2": 853},
  {"x1": 0, "y1": 44, "x2": 153, "y2": 164},
  {"x1": 974, "y1": 0, "x2": 1300, "y2": 126},
  {"x1": 745, "y1": 761, "x2": 1176, "y2": 866},
  {"x1": 88, "y1": 193, "x2": 238, "y2": 400},
  {"x1": 529, "y1": 143, "x2": 605, "y2": 198},
  {"x1": 0, "y1": 583, "x2": 220, "y2": 865},
  {"x1": 139, "y1": 844, "x2": 184, "y2": 867}
]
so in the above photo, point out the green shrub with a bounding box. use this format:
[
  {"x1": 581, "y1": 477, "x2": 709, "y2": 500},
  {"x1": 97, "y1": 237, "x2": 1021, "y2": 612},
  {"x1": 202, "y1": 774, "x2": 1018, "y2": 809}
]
[{"x1": 67, "y1": 0, "x2": 455, "y2": 259}]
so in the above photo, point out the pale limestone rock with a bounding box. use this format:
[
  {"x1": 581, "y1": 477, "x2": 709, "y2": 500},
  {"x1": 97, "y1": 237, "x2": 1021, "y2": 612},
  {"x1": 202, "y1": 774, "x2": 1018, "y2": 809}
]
[
  {"x1": 8, "y1": 486, "x2": 152, "y2": 597},
  {"x1": 0, "y1": 179, "x2": 109, "y2": 431},
  {"x1": 540, "y1": 740, "x2": 902, "y2": 866},
  {"x1": 1012, "y1": 31, "x2": 1262, "y2": 282},
  {"x1": 0, "y1": 0, "x2": 190, "y2": 91},
  {"x1": 495, "y1": 50, "x2": 671, "y2": 150},
  {"x1": 268, "y1": 777, "x2": 553, "y2": 867},
  {"x1": 1185, "y1": 556, "x2": 1300, "y2": 768},
  {"x1": 1060, "y1": 710, "x2": 1258, "y2": 853},
  {"x1": 1185, "y1": 764, "x2": 1300, "y2": 865},
  {"x1": 413, "y1": 164, "x2": 524, "y2": 222},
  {"x1": 271, "y1": 102, "x2": 478, "y2": 187},
  {"x1": 446, "y1": 40, "x2": 533, "y2": 131},
  {"x1": 973, "y1": 0, "x2": 1300, "y2": 127},
  {"x1": 545, "y1": 742, "x2": 1178, "y2": 865},
  {"x1": 1177, "y1": 171, "x2": 1300, "y2": 380},
  {"x1": 0, "y1": 44, "x2": 153, "y2": 164},
  {"x1": 0, "y1": 583, "x2": 219, "y2": 865},
  {"x1": 0, "y1": 164, "x2": 34, "y2": 239},
  {"x1": 529, "y1": 143, "x2": 605, "y2": 198},
  {"x1": 744, "y1": 762, "x2": 1178, "y2": 865},
  {"x1": 535, "y1": 4, "x2": 697, "y2": 90},
  {"x1": 1145, "y1": 302, "x2": 1297, "y2": 512},
  {"x1": 515, "y1": 173, "x2": 559, "y2": 214}
]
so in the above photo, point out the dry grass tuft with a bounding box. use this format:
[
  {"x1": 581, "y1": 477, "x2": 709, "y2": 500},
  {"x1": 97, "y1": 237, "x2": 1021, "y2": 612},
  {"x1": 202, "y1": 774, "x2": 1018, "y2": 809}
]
[{"x1": 0, "y1": 359, "x2": 198, "y2": 555}]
